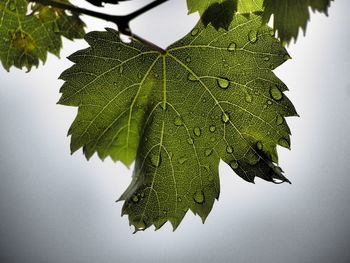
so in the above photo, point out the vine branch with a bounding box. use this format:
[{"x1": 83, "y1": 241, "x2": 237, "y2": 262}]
[{"x1": 28, "y1": 0, "x2": 168, "y2": 54}]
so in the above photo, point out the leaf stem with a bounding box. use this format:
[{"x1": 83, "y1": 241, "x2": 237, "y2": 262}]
[{"x1": 28, "y1": 0, "x2": 168, "y2": 54}]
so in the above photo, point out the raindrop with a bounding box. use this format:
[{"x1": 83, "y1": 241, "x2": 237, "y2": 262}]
[
  {"x1": 193, "y1": 190, "x2": 205, "y2": 204},
  {"x1": 174, "y1": 116, "x2": 183, "y2": 126},
  {"x1": 267, "y1": 100, "x2": 273, "y2": 105},
  {"x1": 227, "y1": 42, "x2": 237, "y2": 52},
  {"x1": 276, "y1": 114, "x2": 284, "y2": 125},
  {"x1": 284, "y1": 54, "x2": 292, "y2": 60},
  {"x1": 186, "y1": 56, "x2": 191, "y2": 63},
  {"x1": 187, "y1": 138, "x2": 194, "y2": 145},
  {"x1": 119, "y1": 65, "x2": 124, "y2": 74},
  {"x1": 217, "y1": 77, "x2": 230, "y2": 89},
  {"x1": 230, "y1": 160, "x2": 239, "y2": 169},
  {"x1": 205, "y1": 149, "x2": 213, "y2": 157},
  {"x1": 9, "y1": 2, "x2": 16, "y2": 10},
  {"x1": 178, "y1": 157, "x2": 188, "y2": 164},
  {"x1": 150, "y1": 153, "x2": 161, "y2": 167},
  {"x1": 256, "y1": 141, "x2": 263, "y2": 150},
  {"x1": 132, "y1": 194, "x2": 139, "y2": 203},
  {"x1": 278, "y1": 138, "x2": 290, "y2": 148},
  {"x1": 270, "y1": 86, "x2": 283, "y2": 101},
  {"x1": 193, "y1": 127, "x2": 201, "y2": 137},
  {"x1": 209, "y1": 125, "x2": 216, "y2": 132},
  {"x1": 226, "y1": 146, "x2": 233, "y2": 154},
  {"x1": 140, "y1": 192, "x2": 145, "y2": 198},
  {"x1": 188, "y1": 73, "x2": 197, "y2": 81},
  {"x1": 245, "y1": 94, "x2": 252, "y2": 103},
  {"x1": 263, "y1": 56, "x2": 270, "y2": 61},
  {"x1": 221, "y1": 112, "x2": 230, "y2": 123},
  {"x1": 191, "y1": 28, "x2": 199, "y2": 36},
  {"x1": 177, "y1": 197, "x2": 182, "y2": 202},
  {"x1": 248, "y1": 30, "x2": 258, "y2": 43}
]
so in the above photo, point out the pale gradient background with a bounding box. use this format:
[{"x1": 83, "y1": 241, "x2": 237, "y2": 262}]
[{"x1": 1, "y1": 0, "x2": 350, "y2": 262}]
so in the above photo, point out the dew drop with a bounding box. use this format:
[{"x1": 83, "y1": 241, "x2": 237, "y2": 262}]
[
  {"x1": 186, "y1": 56, "x2": 191, "y2": 63},
  {"x1": 230, "y1": 160, "x2": 239, "y2": 169},
  {"x1": 174, "y1": 116, "x2": 183, "y2": 126},
  {"x1": 119, "y1": 65, "x2": 124, "y2": 74},
  {"x1": 193, "y1": 127, "x2": 201, "y2": 137},
  {"x1": 154, "y1": 73, "x2": 159, "y2": 78},
  {"x1": 187, "y1": 138, "x2": 194, "y2": 145},
  {"x1": 284, "y1": 54, "x2": 292, "y2": 60},
  {"x1": 278, "y1": 138, "x2": 290, "y2": 148},
  {"x1": 140, "y1": 192, "x2": 145, "y2": 198},
  {"x1": 132, "y1": 194, "x2": 139, "y2": 203},
  {"x1": 270, "y1": 86, "x2": 283, "y2": 101},
  {"x1": 256, "y1": 141, "x2": 263, "y2": 150},
  {"x1": 263, "y1": 56, "x2": 270, "y2": 61},
  {"x1": 178, "y1": 156, "x2": 188, "y2": 164},
  {"x1": 209, "y1": 125, "x2": 216, "y2": 133},
  {"x1": 267, "y1": 100, "x2": 273, "y2": 105},
  {"x1": 245, "y1": 94, "x2": 253, "y2": 103},
  {"x1": 276, "y1": 114, "x2": 284, "y2": 125},
  {"x1": 217, "y1": 77, "x2": 230, "y2": 89},
  {"x1": 193, "y1": 190, "x2": 205, "y2": 204},
  {"x1": 226, "y1": 146, "x2": 233, "y2": 154},
  {"x1": 210, "y1": 137, "x2": 216, "y2": 142},
  {"x1": 150, "y1": 153, "x2": 161, "y2": 167},
  {"x1": 9, "y1": 2, "x2": 16, "y2": 10},
  {"x1": 188, "y1": 73, "x2": 197, "y2": 81},
  {"x1": 177, "y1": 196, "x2": 182, "y2": 202},
  {"x1": 227, "y1": 42, "x2": 237, "y2": 52},
  {"x1": 191, "y1": 28, "x2": 199, "y2": 36},
  {"x1": 221, "y1": 112, "x2": 230, "y2": 123},
  {"x1": 248, "y1": 30, "x2": 258, "y2": 43},
  {"x1": 53, "y1": 23, "x2": 60, "y2": 33},
  {"x1": 205, "y1": 149, "x2": 213, "y2": 157}
]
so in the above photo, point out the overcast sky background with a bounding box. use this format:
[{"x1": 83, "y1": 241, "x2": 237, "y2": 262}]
[{"x1": 1, "y1": 0, "x2": 350, "y2": 262}]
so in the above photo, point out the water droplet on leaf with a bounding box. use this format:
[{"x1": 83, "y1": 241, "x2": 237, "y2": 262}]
[
  {"x1": 209, "y1": 125, "x2": 216, "y2": 132},
  {"x1": 256, "y1": 141, "x2": 263, "y2": 150},
  {"x1": 187, "y1": 138, "x2": 194, "y2": 145},
  {"x1": 222, "y1": 112, "x2": 230, "y2": 123},
  {"x1": 174, "y1": 116, "x2": 183, "y2": 126},
  {"x1": 150, "y1": 153, "x2": 161, "y2": 167},
  {"x1": 279, "y1": 138, "x2": 290, "y2": 148},
  {"x1": 270, "y1": 86, "x2": 283, "y2": 101},
  {"x1": 191, "y1": 28, "x2": 199, "y2": 36},
  {"x1": 178, "y1": 157, "x2": 188, "y2": 164},
  {"x1": 217, "y1": 78, "x2": 230, "y2": 89},
  {"x1": 227, "y1": 42, "x2": 236, "y2": 52},
  {"x1": 248, "y1": 30, "x2": 258, "y2": 43},
  {"x1": 188, "y1": 73, "x2": 197, "y2": 81},
  {"x1": 276, "y1": 114, "x2": 284, "y2": 125},
  {"x1": 205, "y1": 149, "x2": 213, "y2": 156},
  {"x1": 193, "y1": 127, "x2": 201, "y2": 137},
  {"x1": 226, "y1": 146, "x2": 233, "y2": 153},
  {"x1": 186, "y1": 56, "x2": 191, "y2": 63},
  {"x1": 193, "y1": 190, "x2": 205, "y2": 204},
  {"x1": 132, "y1": 195, "x2": 139, "y2": 203},
  {"x1": 230, "y1": 160, "x2": 239, "y2": 169}
]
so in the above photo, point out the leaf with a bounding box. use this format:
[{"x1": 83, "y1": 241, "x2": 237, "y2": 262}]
[
  {"x1": 187, "y1": 0, "x2": 263, "y2": 29},
  {"x1": 59, "y1": 14, "x2": 297, "y2": 231},
  {"x1": 262, "y1": 0, "x2": 334, "y2": 44},
  {"x1": 85, "y1": 0, "x2": 128, "y2": 7},
  {"x1": 0, "y1": 0, "x2": 85, "y2": 71}
]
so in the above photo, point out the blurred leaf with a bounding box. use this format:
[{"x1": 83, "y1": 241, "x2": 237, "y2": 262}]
[
  {"x1": 262, "y1": 0, "x2": 334, "y2": 44},
  {"x1": 0, "y1": 0, "x2": 85, "y2": 71}
]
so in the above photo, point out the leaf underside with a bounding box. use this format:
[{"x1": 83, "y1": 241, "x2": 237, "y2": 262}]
[
  {"x1": 0, "y1": 0, "x2": 85, "y2": 71},
  {"x1": 59, "y1": 13, "x2": 297, "y2": 231}
]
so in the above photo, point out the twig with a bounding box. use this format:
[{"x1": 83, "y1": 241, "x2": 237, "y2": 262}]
[{"x1": 28, "y1": 0, "x2": 168, "y2": 54}]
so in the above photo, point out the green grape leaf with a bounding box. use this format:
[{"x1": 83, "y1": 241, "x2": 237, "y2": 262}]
[
  {"x1": 0, "y1": 0, "x2": 85, "y2": 71},
  {"x1": 85, "y1": 0, "x2": 128, "y2": 7},
  {"x1": 187, "y1": 0, "x2": 263, "y2": 29},
  {"x1": 262, "y1": 0, "x2": 334, "y2": 44},
  {"x1": 59, "y1": 14, "x2": 297, "y2": 231}
]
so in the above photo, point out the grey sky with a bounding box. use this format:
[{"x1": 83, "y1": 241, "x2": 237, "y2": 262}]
[{"x1": 1, "y1": 0, "x2": 350, "y2": 262}]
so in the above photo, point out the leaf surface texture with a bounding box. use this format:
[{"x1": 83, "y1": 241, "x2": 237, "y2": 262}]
[{"x1": 59, "y1": 14, "x2": 297, "y2": 231}]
